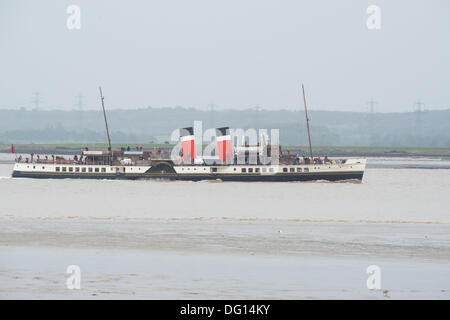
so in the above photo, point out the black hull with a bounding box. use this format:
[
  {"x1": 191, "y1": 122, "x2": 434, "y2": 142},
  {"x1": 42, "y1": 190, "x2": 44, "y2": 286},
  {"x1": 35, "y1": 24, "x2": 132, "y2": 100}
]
[{"x1": 12, "y1": 170, "x2": 364, "y2": 182}]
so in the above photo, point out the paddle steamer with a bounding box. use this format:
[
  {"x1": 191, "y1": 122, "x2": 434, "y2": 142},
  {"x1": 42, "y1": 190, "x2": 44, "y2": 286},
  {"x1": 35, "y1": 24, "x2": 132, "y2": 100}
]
[{"x1": 11, "y1": 86, "x2": 366, "y2": 182}]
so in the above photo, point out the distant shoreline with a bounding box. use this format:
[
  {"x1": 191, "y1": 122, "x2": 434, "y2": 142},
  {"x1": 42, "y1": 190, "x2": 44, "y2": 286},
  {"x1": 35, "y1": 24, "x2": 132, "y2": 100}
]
[
  {"x1": 1, "y1": 108, "x2": 450, "y2": 148},
  {"x1": 1, "y1": 144, "x2": 449, "y2": 159}
]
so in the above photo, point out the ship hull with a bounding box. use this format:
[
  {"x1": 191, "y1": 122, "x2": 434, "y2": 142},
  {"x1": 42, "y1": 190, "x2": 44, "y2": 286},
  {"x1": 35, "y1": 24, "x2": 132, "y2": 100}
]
[
  {"x1": 11, "y1": 170, "x2": 364, "y2": 182},
  {"x1": 12, "y1": 159, "x2": 366, "y2": 182}
]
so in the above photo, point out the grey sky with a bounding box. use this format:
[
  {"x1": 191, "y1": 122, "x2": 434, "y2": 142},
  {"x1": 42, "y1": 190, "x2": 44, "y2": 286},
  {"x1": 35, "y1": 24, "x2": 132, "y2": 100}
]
[{"x1": 1, "y1": 0, "x2": 449, "y2": 112}]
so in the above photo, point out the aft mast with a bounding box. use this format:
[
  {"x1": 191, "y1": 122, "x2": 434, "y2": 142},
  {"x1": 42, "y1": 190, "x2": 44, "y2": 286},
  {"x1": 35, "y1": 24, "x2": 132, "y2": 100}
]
[
  {"x1": 302, "y1": 84, "x2": 314, "y2": 162},
  {"x1": 99, "y1": 86, "x2": 112, "y2": 153}
]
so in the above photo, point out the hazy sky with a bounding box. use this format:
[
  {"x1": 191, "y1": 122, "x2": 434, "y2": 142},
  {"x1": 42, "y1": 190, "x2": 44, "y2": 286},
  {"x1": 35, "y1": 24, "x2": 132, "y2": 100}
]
[{"x1": 1, "y1": 0, "x2": 449, "y2": 112}]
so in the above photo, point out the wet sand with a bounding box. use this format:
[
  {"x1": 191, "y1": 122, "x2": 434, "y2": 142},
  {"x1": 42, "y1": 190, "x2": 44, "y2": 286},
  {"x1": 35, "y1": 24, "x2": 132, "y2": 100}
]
[{"x1": 1, "y1": 219, "x2": 449, "y2": 299}]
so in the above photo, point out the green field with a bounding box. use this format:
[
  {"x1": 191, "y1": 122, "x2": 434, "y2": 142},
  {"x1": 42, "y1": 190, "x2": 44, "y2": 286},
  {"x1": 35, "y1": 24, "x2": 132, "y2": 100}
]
[
  {"x1": 1, "y1": 143, "x2": 449, "y2": 158},
  {"x1": 0, "y1": 143, "x2": 173, "y2": 150},
  {"x1": 284, "y1": 146, "x2": 450, "y2": 158}
]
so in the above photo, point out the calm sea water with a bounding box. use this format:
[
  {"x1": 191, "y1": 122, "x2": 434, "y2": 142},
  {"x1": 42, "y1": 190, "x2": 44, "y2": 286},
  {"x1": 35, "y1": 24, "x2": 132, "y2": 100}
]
[
  {"x1": 0, "y1": 158, "x2": 449, "y2": 222},
  {"x1": 0, "y1": 157, "x2": 449, "y2": 299}
]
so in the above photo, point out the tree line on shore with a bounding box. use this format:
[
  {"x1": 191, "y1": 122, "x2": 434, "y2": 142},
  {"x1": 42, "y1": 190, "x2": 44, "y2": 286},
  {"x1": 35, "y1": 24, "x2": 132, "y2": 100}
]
[{"x1": 1, "y1": 107, "x2": 449, "y2": 147}]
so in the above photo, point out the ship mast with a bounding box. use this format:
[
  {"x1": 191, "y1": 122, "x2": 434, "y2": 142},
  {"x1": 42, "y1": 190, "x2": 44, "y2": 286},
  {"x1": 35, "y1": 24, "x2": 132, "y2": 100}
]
[
  {"x1": 301, "y1": 84, "x2": 313, "y2": 161},
  {"x1": 99, "y1": 86, "x2": 112, "y2": 153}
]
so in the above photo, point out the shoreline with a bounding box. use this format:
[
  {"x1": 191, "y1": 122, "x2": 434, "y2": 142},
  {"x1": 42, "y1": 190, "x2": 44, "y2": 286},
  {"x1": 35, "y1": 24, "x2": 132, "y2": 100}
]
[
  {"x1": 1, "y1": 219, "x2": 449, "y2": 261},
  {"x1": 1, "y1": 145, "x2": 450, "y2": 159}
]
